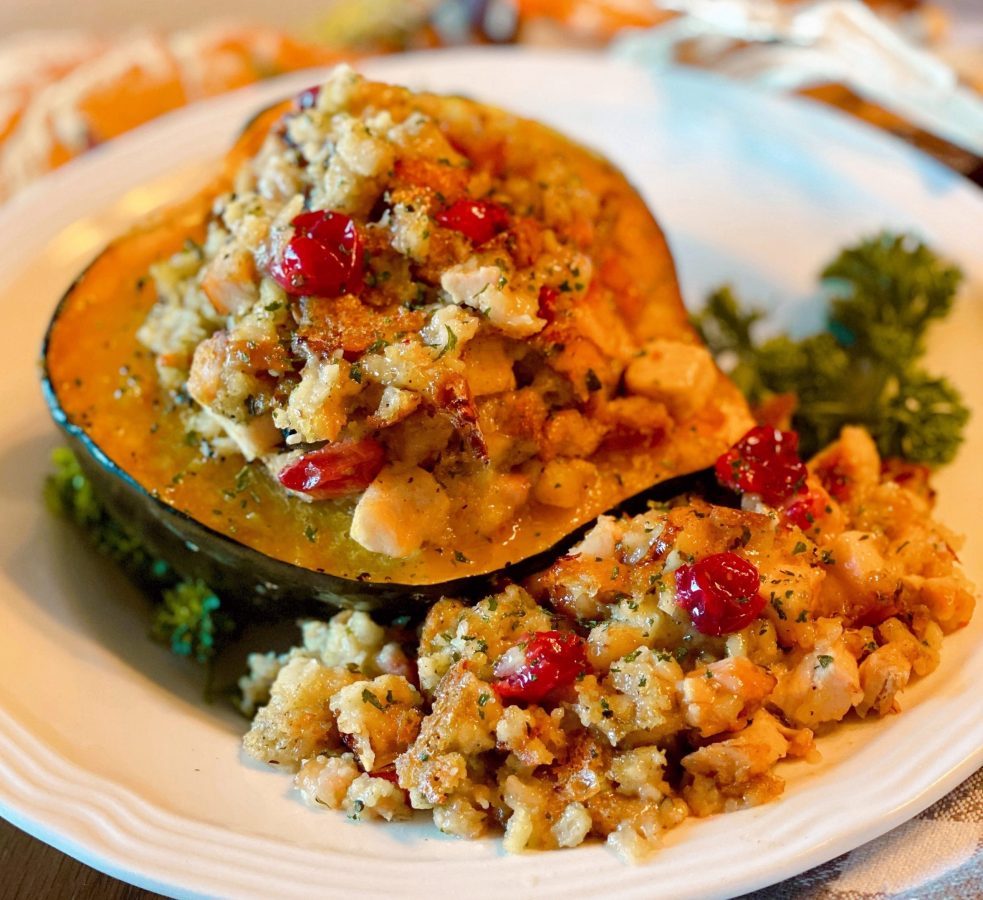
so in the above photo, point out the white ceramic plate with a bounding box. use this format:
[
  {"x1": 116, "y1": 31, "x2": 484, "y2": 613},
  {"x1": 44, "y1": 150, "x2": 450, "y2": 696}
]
[{"x1": 0, "y1": 48, "x2": 980, "y2": 900}]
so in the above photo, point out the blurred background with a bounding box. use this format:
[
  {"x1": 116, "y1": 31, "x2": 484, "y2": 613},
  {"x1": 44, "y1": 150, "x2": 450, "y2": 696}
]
[{"x1": 1, "y1": 0, "x2": 981, "y2": 203}]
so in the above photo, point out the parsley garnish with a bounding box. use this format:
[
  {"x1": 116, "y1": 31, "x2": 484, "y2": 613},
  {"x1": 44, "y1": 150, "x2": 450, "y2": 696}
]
[{"x1": 692, "y1": 232, "x2": 968, "y2": 463}]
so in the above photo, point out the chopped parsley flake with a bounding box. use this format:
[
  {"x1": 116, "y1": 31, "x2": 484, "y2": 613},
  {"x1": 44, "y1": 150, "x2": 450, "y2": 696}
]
[
  {"x1": 437, "y1": 325, "x2": 458, "y2": 359},
  {"x1": 362, "y1": 689, "x2": 385, "y2": 710}
]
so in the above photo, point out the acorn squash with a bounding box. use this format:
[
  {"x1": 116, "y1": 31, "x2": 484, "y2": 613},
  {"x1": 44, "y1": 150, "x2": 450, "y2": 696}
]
[{"x1": 41, "y1": 73, "x2": 752, "y2": 612}]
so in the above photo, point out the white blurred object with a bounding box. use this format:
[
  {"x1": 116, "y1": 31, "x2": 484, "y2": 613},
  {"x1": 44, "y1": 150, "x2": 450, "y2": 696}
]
[{"x1": 614, "y1": 0, "x2": 983, "y2": 154}]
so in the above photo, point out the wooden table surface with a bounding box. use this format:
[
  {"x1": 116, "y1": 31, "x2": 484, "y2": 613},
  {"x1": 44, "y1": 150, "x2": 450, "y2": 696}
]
[{"x1": 0, "y1": 817, "x2": 157, "y2": 899}]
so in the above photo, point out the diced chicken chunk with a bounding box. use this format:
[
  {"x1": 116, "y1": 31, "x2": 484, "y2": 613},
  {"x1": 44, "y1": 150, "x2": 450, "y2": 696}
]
[
  {"x1": 350, "y1": 465, "x2": 450, "y2": 557},
  {"x1": 679, "y1": 656, "x2": 776, "y2": 738},
  {"x1": 199, "y1": 406, "x2": 281, "y2": 461},
  {"x1": 624, "y1": 339, "x2": 717, "y2": 420},
  {"x1": 769, "y1": 625, "x2": 863, "y2": 727},
  {"x1": 441, "y1": 260, "x2": 546, "y2": 338}
]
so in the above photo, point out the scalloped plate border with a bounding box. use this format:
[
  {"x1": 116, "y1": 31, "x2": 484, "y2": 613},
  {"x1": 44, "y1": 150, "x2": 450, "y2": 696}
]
[{"x1": 0, "y1": 49, "x2": 980, "y2": 900}]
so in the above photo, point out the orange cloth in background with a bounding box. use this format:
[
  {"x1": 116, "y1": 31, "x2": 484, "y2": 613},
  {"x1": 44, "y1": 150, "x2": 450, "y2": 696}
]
[{"x1": 0, "y1": 25, "x2": 345, "y2": 200}]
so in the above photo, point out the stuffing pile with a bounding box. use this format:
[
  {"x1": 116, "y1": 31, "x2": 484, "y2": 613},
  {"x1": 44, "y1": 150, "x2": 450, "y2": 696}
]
[
  {"x1": 240, "y1": 425, "x2": 976, "y2": 860},
  {"x1": 137, "y1": 65, "x2": 745, "y2": 559}
]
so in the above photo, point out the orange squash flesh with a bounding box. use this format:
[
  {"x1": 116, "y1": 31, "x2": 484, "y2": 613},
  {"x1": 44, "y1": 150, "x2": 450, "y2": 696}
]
[{"x1": 42, "y1": 96, "x2": 752, "y2": 607}]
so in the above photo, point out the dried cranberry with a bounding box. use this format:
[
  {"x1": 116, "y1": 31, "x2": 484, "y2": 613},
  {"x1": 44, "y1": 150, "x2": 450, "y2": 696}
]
[
  {"x1": 436, "y1": 198, "x2": 510, "y2": 246},
  {"x1": 674, "y1": 552, "x2": 766, "y2": 636},
  {"x1": 715, "y1": 425, "x2": 807, "y2": 506},
  {"x1": 270, "y1": 210, "x2": 363, "y2": 297},
  {"x1": 494, "y1": 631, "x2": 589, "y2": 704},
  {"x1": 278, "y1": 438, "x2": 385, "y2": 499}
]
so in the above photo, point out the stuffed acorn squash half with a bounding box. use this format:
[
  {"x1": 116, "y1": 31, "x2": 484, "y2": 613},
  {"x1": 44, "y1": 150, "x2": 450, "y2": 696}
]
[{"x1": 42, "y1": 66, "x2": 752, "y2": 611}]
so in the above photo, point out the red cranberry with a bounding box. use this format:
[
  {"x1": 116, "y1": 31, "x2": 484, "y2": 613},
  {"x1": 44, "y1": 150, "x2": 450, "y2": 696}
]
[
  {"x1": 674, "y1": 552, "x2": 766, "y2": 636},
  {"x1": 436, "y1": 198, "x2": 510, "y2": 246},
  {"x1": 494, "y1": 631, "x2": 589, "y2": 704},
  {"x1": 715, "y1": 425, "x2": 807, "y2": 506},
  {"x1": 270, "y1": 210, "x2": 363, "y2": 297},
  {"x1": 277, "y1": 438, "x2": 385, "y2": 499}
]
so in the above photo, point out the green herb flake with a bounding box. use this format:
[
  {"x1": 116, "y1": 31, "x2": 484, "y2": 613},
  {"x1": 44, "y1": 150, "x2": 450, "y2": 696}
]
[
  {"x1": 362, "y1": 689, "x2": 385, "y2": 711},
  {"x1": 437, "y1": 325, "x2": 458, "y2": 359}
]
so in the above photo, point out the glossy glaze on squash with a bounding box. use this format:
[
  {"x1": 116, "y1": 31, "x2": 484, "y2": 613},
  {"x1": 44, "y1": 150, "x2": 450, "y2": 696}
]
[{"x1": 43, "y1": 92, "x2": 752, "y2": 604}]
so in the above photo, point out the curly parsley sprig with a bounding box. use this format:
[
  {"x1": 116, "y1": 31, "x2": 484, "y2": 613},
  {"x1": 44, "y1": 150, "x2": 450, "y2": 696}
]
[{"x1": 693, "y1": 232, "x2": 969, "y2": 465}]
